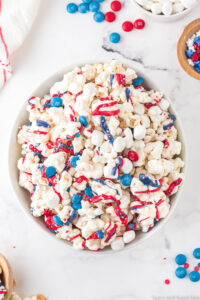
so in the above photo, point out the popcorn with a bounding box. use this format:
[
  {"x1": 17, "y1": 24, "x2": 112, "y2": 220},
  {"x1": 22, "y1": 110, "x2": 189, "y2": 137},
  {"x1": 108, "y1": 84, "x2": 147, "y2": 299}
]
[{"x1": 17, "y1": 61, "x2": 184, "y2": 251}]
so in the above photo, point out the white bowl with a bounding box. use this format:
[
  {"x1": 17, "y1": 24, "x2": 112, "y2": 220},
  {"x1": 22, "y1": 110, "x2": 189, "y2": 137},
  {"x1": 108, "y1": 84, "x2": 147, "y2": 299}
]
[
  {"x1": 132, "y1": 0, "x2": 199, "y2": 22},
  {"x1": 8, "y1": 59, "x2": 187, "y2": 253}
]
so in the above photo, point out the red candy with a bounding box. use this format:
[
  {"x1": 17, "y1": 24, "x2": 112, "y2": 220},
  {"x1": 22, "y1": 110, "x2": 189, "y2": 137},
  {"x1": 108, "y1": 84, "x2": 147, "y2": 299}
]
[
  {"x1": 184, "y1": 263, "x2": 189, "y2": 269},
  {"x1": 164, "y1": 279, "x2": 170, "y2": 285},
  {"x1": 105, "y1": 11, "x2": 116, "y2": 23},
  {"x1": 111, "y1": 1, "x2": 122, "y2": 12},
  {"x1": 122, "y1": 21, "x2": 134, "y2": 32},
  {"x1": 128, "y1": 151, "x2": 139, "y2": 162},
  {"x1": 134, "y1": 19, "x2": 145, "y2": 30},
  {"x1": 194, "y1": 266, "x2": 199, "y2": 271}
]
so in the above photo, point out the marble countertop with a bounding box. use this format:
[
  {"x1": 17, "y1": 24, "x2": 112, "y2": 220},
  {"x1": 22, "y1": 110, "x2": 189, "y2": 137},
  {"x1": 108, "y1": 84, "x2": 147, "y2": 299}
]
[{"x1": 0, "y1": 0, "x2": 200, "y2": 299}]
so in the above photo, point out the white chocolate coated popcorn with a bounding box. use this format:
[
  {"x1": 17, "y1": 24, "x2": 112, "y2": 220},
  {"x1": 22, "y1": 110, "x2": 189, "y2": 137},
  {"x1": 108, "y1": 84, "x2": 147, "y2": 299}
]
[{"x1": 17, "y1": 61, "x2": 184, "y2": 251}]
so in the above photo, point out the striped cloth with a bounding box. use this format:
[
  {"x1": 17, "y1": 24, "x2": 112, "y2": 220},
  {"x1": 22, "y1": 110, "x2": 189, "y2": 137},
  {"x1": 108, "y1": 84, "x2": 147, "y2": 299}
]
[{"x1": 0, "y1": 0, "x2": 41, "y2": 89}]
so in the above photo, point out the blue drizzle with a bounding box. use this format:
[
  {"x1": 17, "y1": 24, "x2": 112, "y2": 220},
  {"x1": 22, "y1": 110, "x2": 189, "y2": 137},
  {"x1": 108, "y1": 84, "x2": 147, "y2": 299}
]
[
  {"x1": 139, "y1": 173, "x2": 162, "y2": 188},
  {"x1": 55, "y1": 143, "x2": 73, "y2": 152},
  {"x1": 100, "y1": 116, "x2": 114, "y2": 144},
  {"x1": 111, "y1": 157, "x2": 122, "y2": 176},
  {"x1": 110, "y1": 74, "x2": 115, "y2": 89},
  {"x1": 33, "y1": 184, "x2": 37, "y2": 194},
  {"x1": 43, "y1": 100, "x2": 51, "y2": 108},
  {"x1": 65, "y1": 210, "x2": 77, "y2": 226},
  {"x1": 93, "y1": 179, "x2": 119, "y2": 195},
  {"x1": 36, "y1": 120, "x2": 51, "y2": 128},
  {"x1": 163, "y1": 123, "x2": 174, "y2": 130},
  {"x1": 125, "y1": 88, "x2": 130, "y2": 102},
  {"x1": 168, "y1": 114, "x2": 176, "y2": 121}
]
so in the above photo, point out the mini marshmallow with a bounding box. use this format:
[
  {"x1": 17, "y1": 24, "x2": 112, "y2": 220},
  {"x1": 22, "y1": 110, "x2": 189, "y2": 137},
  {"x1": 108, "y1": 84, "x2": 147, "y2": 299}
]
[
  {"x1": 121, "y1": 158, "x2": 133, "y2": 174},
  {"x1": 134, "y1": 125, "x2": 146, "y2": 140},
  {"x1": 123, "y1": 230, "x2": 136, "y2": 244},
  {"x1": 113, "y1": 137, "x2": 126, "y2": 152},
  {"x1": 91, "y1": 130, "x2": 104, "y2": 146}
]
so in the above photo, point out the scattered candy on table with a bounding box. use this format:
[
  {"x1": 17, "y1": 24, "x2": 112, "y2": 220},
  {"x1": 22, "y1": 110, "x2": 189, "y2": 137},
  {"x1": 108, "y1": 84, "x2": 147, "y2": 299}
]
[
  {"x1": 66, "y1": 0, "x2": 145, "y2": 43},
  {"x1": 175, "y1": 253, "x2": 187, "y2": 265},
  {"x1": 175, "y1": 267, "x2": 187, "y2": 279},
  {"x1": 186, "y1": 30, "x2": 200, "y2": 73},
  {"x1": 193, "y1": 248, "x2": 200, "y2": 259}
]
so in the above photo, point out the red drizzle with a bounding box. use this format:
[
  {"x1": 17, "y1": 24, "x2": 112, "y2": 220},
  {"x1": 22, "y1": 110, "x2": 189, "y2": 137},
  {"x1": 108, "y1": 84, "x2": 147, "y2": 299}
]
[
  {"x1": 92, "y1": 101, "x2": 120, "y2": 116},
  {"x1": 164, "y1": 178, "x2": 182, "y2": 196}
]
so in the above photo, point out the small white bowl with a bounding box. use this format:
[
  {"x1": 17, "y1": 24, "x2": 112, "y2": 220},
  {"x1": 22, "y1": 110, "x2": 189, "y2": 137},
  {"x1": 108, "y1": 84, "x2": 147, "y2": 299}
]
[
  {"x1": 132, "y1": 0, "x2": 199, "y2": 22},
  {"x1": 8, "y1": 59, "x2": 187, "y2": 253}
]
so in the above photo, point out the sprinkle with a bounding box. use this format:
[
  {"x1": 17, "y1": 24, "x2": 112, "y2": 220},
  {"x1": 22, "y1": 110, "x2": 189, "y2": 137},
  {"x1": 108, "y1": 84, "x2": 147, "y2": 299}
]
[{"x1": 110, "y1": 74, "x2": 115, "y2": 89}]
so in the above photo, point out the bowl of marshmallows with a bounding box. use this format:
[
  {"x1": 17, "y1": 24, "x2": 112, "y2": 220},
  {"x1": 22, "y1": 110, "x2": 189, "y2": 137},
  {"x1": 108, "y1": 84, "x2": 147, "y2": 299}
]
[{"x1": 133, "y1": 0, "x2": 198, "y2": 21}]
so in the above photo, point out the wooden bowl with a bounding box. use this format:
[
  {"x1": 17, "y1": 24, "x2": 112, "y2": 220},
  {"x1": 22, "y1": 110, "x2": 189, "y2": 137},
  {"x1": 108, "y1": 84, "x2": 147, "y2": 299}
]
[
  {"x1": 177, "y1": 18, "x2": 200, "y2": 80},
  {"x1": 0, "y1": 254, "x2": 14, "y2": 300}
]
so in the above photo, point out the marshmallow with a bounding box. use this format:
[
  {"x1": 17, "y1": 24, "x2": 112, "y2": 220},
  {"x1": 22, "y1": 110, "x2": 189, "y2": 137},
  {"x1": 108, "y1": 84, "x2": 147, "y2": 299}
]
[
  {"x1": 113, "y1": 137, "x2": 126, "y2": 152},
  {"x1": 91, "y1": 130, "x2": 104, "y2": 146},
  {"x1": 134, "y1": 125, "x2": 146, "y2": 140}
]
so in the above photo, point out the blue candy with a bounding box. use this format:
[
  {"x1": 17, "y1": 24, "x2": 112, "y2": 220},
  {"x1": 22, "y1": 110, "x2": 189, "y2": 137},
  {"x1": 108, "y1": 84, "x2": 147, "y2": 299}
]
[
  {"x1": 84, "y1": 186, "x2": 94, "y2": 197},
  {"x1": 193, "y1": 248, "x2": 200, "y2": 259},
  {"x1": 89, "y1": 1, "x2": 100, "y2": 12},
  {"x1": 96, "y1": 0, "x2": 104, "y2": 2},
  {"x1": 82, "y1": 0, "x2": 92, "y2": 2},
  {"x1": 96, "y1": 230, "x2": 104, "y2": 239},
  {"x1": 78, "y1": 3, "x2": 89, "y2": 13},
  {"x1": 50, "y1": 96, "x2": 63, "y2": 107},
  {"x1": 175, "y1": 267, "x2": 187, "y2": 279},
  {"x1": 69, "y1": 156, "x2": 80, "y2": 168},
  {"x1": 189, "y1": 271, "x2": 200, "y2": 282},
  {"x1": 36, "y1": 120, "x2": 51, "y2": 128},
  {"x1": 121, "y1": 174, "x2": 132, "y2": 186},
  {"x1": 79, "y1": 116, "x2": 88, "y2": 127},
  {"x1": 93, "y1": 11, "x2": 104, "y2": 22},
  {"x1": 53, "y1": 215, "x2": 63, "y2": 226},
  {"x1": 194, "y1": 36, "x2": 200, "y2": 47},
  {"x1": 185, "y1": 49, "x2": 194, "y2": 58},
  {"x1": 175, "y1": 254, "x2": 187, "y2": 265},
  {"x1": 194, "y1": 61, "x2": 200, "y2": 67},
  {"x1": 45, "y1": 166, "x2": 56, "y2": 178},
  {"x1": 74, "y1": 132, "x2": 81, "y2": 137},
  {"x1": 132, "y1": 77, "x2": 144, "y2": 87},
  {"x1": 71, "y1": 194, "x2": 83, "y2": 210},
  {"x1": 195, "y1": 66, "x2": 200, "y2": 73},
  {"x1": 198, "y1": 263, "x2": 200, "y2": 268},
  {"x1": 109, "y1": 32, "x2": 120, "y2": 44},
  {"x1": 66, "y1": 3, "x2": 78, "y2": 13}
]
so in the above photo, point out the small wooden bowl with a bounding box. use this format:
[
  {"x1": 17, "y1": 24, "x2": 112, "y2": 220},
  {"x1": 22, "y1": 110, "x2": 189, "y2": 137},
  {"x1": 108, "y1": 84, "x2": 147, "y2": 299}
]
[
  {"x1": 0, "y1": 254, "x2": 14, "y2": 300},
  {"x1": 177, "y1": 18, "x2": 200, "y2": 80}
]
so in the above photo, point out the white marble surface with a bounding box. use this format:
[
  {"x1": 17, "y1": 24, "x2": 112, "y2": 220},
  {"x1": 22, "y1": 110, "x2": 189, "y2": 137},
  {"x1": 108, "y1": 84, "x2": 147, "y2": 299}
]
[{"x1": 0, "y1": 0, "x2": 200, "y2": 299}]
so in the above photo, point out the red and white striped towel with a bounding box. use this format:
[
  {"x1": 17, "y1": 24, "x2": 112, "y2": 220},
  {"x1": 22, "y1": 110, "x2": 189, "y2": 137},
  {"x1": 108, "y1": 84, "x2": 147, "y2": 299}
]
[{"x1": 0, "y1": 0, "x2": 41, "y2": 89}]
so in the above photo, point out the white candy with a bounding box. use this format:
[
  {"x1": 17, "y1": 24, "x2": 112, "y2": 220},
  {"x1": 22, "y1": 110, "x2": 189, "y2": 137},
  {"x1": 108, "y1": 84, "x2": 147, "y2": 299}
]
[
  {"x1": 121, "y1": 158, "x2": 133, "y2": 174},
  {"x1": 113, "y1": 136, "x2": 126, "y2": 152},
  {"x1": 134, "y1": 125, "x2": 146, "y2": 140},
  {"x1": 162, "y1": 2, "x2": 172, "y2": 15},
  {"x1": 123, "y1": 230, "x2": 136, "y2": 244},
  {"x1": 111, "y1": 237, "x2": 124, "y2": 251},
  {"x1": 91, "y1": 130, "x2": 104, "y2": 146}
]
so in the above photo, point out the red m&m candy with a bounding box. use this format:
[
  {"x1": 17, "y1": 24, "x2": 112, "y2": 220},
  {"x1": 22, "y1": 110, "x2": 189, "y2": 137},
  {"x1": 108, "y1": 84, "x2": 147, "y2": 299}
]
[
  {"x1": 128, "y1": 151, "x2": 139, "y2": 162},
  {"x1": 122, "y1": 21, "x2": 133, "y2": 32},
  {"x1": 105, "y1": 11, "x2": 116, "y2": 22},
  {"x1": 111, "y1": 1, "x2": 121, "y2": 12},
  {"x1": 134, "y1": 19, "x2": 145, "y2": 29}
]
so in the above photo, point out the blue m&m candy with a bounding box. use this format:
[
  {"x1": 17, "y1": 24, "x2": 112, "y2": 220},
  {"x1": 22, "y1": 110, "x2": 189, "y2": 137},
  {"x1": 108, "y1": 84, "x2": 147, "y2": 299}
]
[
  {"x1": 78, "y1": 3, "x2": 89, "y2": 13},
  {"x1": 96, "y1": 0, "x2": 104, "y2": 2},
  {"x1": 189, "y1": 271, "x2": 200, "y2": 282},
  {"x1": 193, "y1": 248, "x2": 200, "y2": 259},
  {"x1": 66, "y1": 3, "x2": 78, "y2": 13},
  {"x1": 82, "y1": 0, "x2": 92, "y2": 3},
  {"x1": 89, "y1": 1, "x2": 100, "y2": 12},
  {"x1": 69, "y1": 156, "x2": 80, "y2": 168},
  {"x1": 121, "y1": 174, "x2": 132, "y2": 186},
  {"x1": 50, "y1": 96, "x2": 63, "y2": 107},
  {"x1": 84, "y1": 186, "x2": 93, "y2": 197},
  {"x1": 175, "y1": 254, "x2": 187, "y2": 265},
  {"x1": 132, "y1": 77, "x2": 144, "y2": 87},
  {"x1": 79, "y1": 116, "x2": 88, "y2": 127},
  {"x1": 175, "y1": 267, "x2": 187, "y2": 279},
  {"x1": 109, "y1": 32, "x2": 120, "y2": 44},
  {"x1": 53, "y1": 215, "x2": 63, "y2": 226},
  {"x1": 71, "y1": 194, "x2": 83, "y2": 210},
  {"x1": 93, "y1": 11, "x2": 104, "y2": 22},
  {"x1": 45, "y1": 166, "x2": 56, "y2": 178}
]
